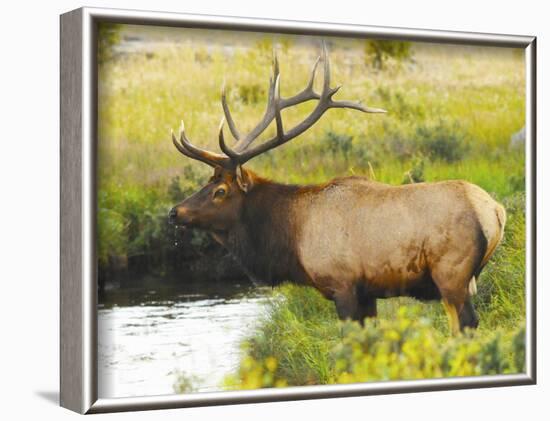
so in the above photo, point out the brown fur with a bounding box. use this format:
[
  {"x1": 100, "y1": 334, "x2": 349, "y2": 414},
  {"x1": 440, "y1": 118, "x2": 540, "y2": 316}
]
[{"x1": 170, "y1": 167, "x2": 506, "y2": 333}]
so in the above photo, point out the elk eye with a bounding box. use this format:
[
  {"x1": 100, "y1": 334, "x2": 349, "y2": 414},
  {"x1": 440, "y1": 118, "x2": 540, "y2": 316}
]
[{"x1": 214, "y1": 187, "x2": 226, "y2": 198}]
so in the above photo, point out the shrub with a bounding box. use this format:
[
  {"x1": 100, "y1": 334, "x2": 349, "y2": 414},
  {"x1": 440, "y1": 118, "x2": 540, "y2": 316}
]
[
  {"x1": 416, "y1": 120, "x2": 469, "y2": 163},
  {"x1": 402, "y1": 154, "x2": 426, "y2": 184},
  {"x1": 226, "y1": 299, "x2": 525, "y2": 390},
  {"x1": 98, "y1": 23, "x2": 122, "y2": 65},
  {"x1": 238, "y1": 84, "x2": 265, "y2": 105},
  {"x1": 168, "y1": 167, "x2": 207, "y2": 202},
  {"x1": 332, "y1": 306, "x2": 522, "y2": 384},
  {"x1": 325, "y1": 131, "x2": 353, "y2": 161},
  {"x1": 173, "y1": 371, "x2": 200, "y2": 393},
  {"x1": 97, "y1": 185, "x2": 171, "y2": 263},
  {"x1": 375, "y1": 87, "x2": 426, "y2": 121},
  {"x1": 97, "y1": 205, "x2": 127, "y2": 266},
  {"x1": 508, "y1": 174, "x2": 525, "y2": 193},
  {"x1": 365, "y1": 40, "x2": 412, "y2": 69},
  {"x1": 224, "y1": 355, "x2": 287, "y2": 390}
]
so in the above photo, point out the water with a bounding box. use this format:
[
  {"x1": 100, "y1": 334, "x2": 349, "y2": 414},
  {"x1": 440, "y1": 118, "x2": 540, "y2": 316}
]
[{"x1": 98, "y1": 281, "x2": 268, "y2": 398}]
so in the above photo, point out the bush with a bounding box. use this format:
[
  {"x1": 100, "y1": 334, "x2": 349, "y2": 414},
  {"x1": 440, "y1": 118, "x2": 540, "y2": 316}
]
[
  {"x1": 325, "y1": 131, "x2": 353, "y2": 161},
  {"x1": 226, "y1": 295, "x2": 525, "y2": 390},
  {"x1": 224, "y1": 356, "x2": 287, "y2": 390},
  {"x1": 333, "y1": 307, "x2": 523, "y2": 383},
  {"x1": 98, "y1": 184, "x2": 177, "y2": 264},
  {"x1": 375, "y1": 87, "x2": 426, "y2": 121},
  {"x1": 98, "y1": 23, "x2": 122, "y2": 65},
  {"x1": 238, "y1": 84, "x2": 265, "y2": 105},
  {"x1": 365, "y1": 40, "x2": 412, "y2": 69},
  {"x1": 416, "y1": 120, "x2": 469, "y2": 163},
  {"x1": 173, "y1": 371, "x2": 200, "y2": 393},
  {"x1": 97, "y1": 206, "x2": 127, "y2": 266},
  {"x1": 402, "y1": 154, "x2": 426, "y2": 184}
]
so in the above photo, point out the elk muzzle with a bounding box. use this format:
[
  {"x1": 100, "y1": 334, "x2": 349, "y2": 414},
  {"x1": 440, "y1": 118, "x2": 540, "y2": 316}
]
[{"x1": 168, "y1": 205, "x2": 192, "y2": 226}]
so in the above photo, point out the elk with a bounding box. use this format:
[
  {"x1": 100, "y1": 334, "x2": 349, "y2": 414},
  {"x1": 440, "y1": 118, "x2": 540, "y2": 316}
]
[{"x1": 168, "y1": 43, "x2": 506, "y2": 334}]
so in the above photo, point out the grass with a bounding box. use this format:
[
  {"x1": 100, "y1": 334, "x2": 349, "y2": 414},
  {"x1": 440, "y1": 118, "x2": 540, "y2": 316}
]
[{"x1": 97, "y1": 25, "x2": 527, "y2": 390}]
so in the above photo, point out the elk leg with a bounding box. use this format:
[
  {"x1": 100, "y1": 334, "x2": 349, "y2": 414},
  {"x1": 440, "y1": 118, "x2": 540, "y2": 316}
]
[
  {"x1": 356, "y1": 283, "x2": 377, "y2": 324},
  {"x1": 333, "y1": 286, "x2": 376, "y2": 325},
  {"x1": 333, "y1": 288, "x2": 362, "y2": 322},
  {"x1": 432, "y1": 279, "x2": 467, "y2": 336},
  {"x1": 434, "y1": 277, "x2": 467, "y2": 336},
  {"x1": 360, "y1": 298, "x2": 377, "y2": 319},
  {"x1": 459, "y1": 298, "x2": 479, "y2": 330},
  {"x1": 442, "y1": 299, "x2": 461, "y2": 336},
  {"x1": 430, "y1": 256, "x2": 476, "y2": 335}
]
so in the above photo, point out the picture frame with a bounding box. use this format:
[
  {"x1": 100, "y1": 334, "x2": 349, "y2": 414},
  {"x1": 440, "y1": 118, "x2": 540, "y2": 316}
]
[{"x1": 60, "y1": 6, "x2": 537, "y2": 414}]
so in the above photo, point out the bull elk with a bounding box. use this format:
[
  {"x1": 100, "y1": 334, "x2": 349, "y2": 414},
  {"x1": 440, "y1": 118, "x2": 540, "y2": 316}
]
[{"x1": 168, "y1": 43, "x2": 506, "y2": 334}]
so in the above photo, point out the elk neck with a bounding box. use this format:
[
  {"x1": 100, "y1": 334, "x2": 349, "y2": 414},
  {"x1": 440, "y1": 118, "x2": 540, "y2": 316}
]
[{"x1": 222, "y1": 177, "x2": 308, "y2": 286}]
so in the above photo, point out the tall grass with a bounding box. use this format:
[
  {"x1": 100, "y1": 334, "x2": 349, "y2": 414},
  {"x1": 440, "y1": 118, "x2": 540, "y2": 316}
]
[
  {"x1": 98, "y1": 28, "x2": 525, "y2": 193},
  {"x1": 224, "y1": 285, "x2": 525, "y2": 389}
]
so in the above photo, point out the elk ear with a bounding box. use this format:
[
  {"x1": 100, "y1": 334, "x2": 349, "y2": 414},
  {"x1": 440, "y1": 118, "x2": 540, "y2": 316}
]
[{"x1": 235, "y1": 166, "x2": 253, "y2": 193}]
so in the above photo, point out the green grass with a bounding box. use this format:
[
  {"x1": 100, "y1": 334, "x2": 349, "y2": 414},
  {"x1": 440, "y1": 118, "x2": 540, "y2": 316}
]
[
  {"x1": 237, "y1": 284, "x2": 341, "y2": 386},
  {"x1": 97, "y1": 25, "x2": 527, "y2": 390}
]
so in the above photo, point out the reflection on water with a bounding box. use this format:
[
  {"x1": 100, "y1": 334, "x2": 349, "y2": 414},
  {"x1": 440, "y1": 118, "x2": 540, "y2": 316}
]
[{"x1": 98, "y1": 281, "x2": 268, "y2": 398}]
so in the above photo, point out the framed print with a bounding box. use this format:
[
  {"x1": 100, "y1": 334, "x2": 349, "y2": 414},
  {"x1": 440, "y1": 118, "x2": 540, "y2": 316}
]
[{"x1": 60, "y1": 7, "x2": 536, "y2": 414}]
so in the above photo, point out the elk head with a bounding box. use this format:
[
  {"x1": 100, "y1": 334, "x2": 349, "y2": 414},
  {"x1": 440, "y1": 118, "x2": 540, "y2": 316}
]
[{"x1": 168, "y1": 42, "x2": 385, "y2": 233}]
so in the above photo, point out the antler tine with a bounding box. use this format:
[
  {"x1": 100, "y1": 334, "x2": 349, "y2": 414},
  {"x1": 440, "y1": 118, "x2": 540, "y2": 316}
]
[
  {"x1": 227, "y1": 51, "x2": 282, "y2": 153},
  {"x1": 279, "y1": 54, "x2": 321, "y2": 109},
  {"x1": 171, "y1": 129, "x2": 197, "y2": 160},
  {"x1": 171, "y1": 119, "x2": 232, "y2": 169},
  {"x1": 321, "y1": 40, "x2": 386, "y2": 113},
  {"x1": 273, "y1": 74, "x2": 284, "y2": 139},
  {"x1": 218, "y1": 117, "x2": 240, "y2": 161},
  {"x1": 329, "y1": 100, "x2": 387, "y2": 114},
  {"x1": 221, "y1": 82, "x2": 241, "y2": 141},
  {"x1": 272, "y1": 48, "x2": 280, "y2": 80},
  {"x1": 322, "y1": 41, "x2": 331, "y2": 95},
  {"x1": 306, "y1": 55, "x2": 321, "y2": 91}
]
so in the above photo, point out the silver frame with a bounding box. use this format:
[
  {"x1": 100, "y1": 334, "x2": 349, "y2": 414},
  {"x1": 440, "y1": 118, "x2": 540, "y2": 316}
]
[{"x1": 60, "y1": 7, "x2": 537, "y2": 414}]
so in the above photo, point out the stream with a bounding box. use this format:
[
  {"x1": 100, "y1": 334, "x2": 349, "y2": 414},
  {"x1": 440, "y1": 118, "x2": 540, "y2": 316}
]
[{"x1": 98, "y1": 281, "x2": 268, "y2": 398}]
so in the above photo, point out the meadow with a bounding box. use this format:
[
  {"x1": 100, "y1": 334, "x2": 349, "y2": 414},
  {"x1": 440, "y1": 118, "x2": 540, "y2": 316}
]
[{"x1": 97, "y1": 24, "x2": 526, "y2": 389}]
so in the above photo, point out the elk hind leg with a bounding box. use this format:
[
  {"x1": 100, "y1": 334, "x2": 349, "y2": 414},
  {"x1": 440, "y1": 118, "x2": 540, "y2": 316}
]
[
  {"x1": 432, "y1": 272, "x2": 469, "y2": 336},
  {"x1": 431, "y1": 252, "x2": 478, "y2": 335},
  {"x1": 459, "y1": 297, "x2": 479, "y2": 330},
  {"x1": 468, "y1": 276, "x2": 478, "y2": 296},
  {"x1": 442, "y1": 299, "x2": 461, "y2": 336}
]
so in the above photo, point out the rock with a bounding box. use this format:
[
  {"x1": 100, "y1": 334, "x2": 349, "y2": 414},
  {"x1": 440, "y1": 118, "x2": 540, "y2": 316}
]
[{"x1": 510, "y1": 126, "x2": 525, "y2": 149}]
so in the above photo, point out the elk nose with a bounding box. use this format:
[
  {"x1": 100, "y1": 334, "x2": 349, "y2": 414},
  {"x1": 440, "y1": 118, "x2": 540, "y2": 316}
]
[{"x1": 168, "y1": 207, "x2": 178, "y2": 224}]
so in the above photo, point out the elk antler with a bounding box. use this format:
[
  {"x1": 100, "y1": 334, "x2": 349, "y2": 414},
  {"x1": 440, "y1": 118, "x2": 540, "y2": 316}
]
[
  {"x1": 172, "y1": 41, "x2": 385, "y2": 169},
  {"x1": 171, "y1": 121, "x2": 232, "y2": 169}
]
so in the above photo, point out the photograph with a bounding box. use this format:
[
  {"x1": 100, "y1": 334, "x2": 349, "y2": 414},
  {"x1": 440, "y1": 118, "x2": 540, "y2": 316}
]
[{"x1": 95, "y1": 22, "x2": 528, "y2": 399}]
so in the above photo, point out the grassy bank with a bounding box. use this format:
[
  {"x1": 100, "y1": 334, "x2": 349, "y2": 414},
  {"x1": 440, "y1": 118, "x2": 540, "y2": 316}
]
[{"x1": 224, "y1": 290, "x2": 525, "y2": 389}]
